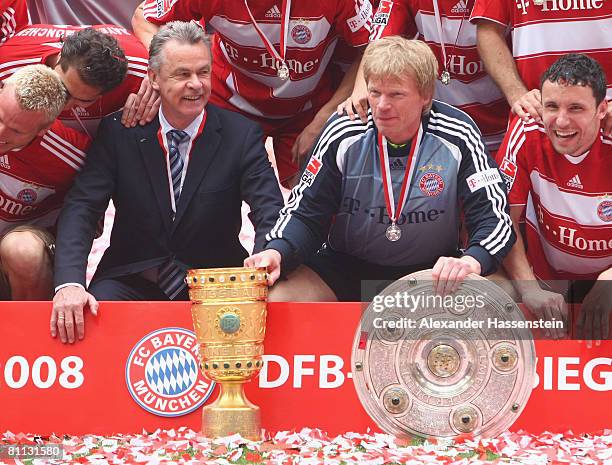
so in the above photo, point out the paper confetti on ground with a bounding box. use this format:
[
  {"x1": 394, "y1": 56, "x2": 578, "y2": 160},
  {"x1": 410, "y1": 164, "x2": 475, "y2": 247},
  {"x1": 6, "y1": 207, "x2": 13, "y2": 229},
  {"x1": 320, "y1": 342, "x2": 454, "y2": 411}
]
[{"x1": 1, "y1": 428, "x2": 610, "y2": 464}]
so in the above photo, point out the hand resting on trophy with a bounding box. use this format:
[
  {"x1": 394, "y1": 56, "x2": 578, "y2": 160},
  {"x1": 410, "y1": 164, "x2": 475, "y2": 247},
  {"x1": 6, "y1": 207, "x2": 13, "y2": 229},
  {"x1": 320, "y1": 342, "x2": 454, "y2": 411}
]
[
  {"x1": 244, "y1": 249, "x2": 282, "y2": 286},
  {"x1": 429, "y1": 255, "x2": 482, "y2": 296}
]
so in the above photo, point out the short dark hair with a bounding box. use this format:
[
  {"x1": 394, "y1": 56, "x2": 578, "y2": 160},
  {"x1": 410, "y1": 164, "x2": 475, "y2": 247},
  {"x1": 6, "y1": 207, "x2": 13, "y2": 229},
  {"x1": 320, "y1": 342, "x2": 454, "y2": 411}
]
[
  {"x1": 58, "y1": 28, "x2": 128, "y2": 93},
  {"x1": 540, "y1": 53, "x2": 607, "y2": 105}
]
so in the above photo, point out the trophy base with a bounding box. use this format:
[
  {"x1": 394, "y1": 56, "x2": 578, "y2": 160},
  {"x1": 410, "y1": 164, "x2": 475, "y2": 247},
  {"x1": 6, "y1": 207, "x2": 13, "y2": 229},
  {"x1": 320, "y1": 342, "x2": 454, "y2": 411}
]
[
  {"x1": 202, "y1": 405, "x2": 261, "y2": 440},
  {"x1": 202, "y1": 381, "x2": 261, "y2": 440}
]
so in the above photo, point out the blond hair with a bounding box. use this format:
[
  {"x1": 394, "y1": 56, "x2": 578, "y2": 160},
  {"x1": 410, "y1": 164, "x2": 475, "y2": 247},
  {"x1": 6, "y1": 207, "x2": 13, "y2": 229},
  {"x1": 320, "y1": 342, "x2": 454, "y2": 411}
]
[
  {"x1": 4, "y1": 64, "x2": 67, "y2": 123},
  {"x1": 363, "y1": 37, "x2": 438, "y2": 106}
]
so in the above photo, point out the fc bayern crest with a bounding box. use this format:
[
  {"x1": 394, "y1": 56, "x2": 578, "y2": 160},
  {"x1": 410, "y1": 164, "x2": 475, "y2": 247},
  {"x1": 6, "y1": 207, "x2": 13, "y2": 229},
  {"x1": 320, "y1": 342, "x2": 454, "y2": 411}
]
[
  {"x1": 17, "y1": 188, "x2": 37, "y2": 204},
  {"x1": 419, "y1": 173, "x2": 445, "y2": 197},
  {"x1": 291, "y1": 24, "x2": 312, "y2": 44},
  {"x1": 597, "y1": 200, "x2": 612, "y2": 222},
  {"x1": 125, "y1": 327, "x2": 215, "y2": 417}
]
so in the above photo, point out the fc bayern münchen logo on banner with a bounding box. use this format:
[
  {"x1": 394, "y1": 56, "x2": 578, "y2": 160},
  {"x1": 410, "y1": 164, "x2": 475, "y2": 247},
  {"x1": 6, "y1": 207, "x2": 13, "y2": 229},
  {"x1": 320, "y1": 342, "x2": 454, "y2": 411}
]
[{"x1": 125, "y1": 327, "x2": 215, "y2": 417}]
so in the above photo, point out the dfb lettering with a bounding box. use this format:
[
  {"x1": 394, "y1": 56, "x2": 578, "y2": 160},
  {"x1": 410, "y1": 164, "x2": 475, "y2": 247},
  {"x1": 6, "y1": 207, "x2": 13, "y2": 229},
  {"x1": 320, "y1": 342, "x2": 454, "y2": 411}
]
[
  {"x1": 293, "y1": 355, "x2": 315, "y2": 388},
  {"x1": 319, "y1": 355, "x2": 345, "y2": 389},
  {"x1": 259, "y1": 355, "x2": 290, "y2": 388},
  {"x1": 259, "y1": 355, "x2": 349, "y2": 389}
]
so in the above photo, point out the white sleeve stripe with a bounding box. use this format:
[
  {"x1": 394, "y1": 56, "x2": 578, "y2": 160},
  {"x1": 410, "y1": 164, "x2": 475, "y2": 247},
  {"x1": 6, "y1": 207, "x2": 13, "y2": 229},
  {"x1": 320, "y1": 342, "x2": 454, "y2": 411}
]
[
  {"x1": 126, "y1": 56, "x2": 149, "y2": 65},
  {"x1": 40, "y1": 141, "x2": 81, "y2": 171},
  {"x1": 45, "y1": 130, "x2": 87, "y2": 157},
  {"x1": 1, "y1": 9, "x2": 16, "y2": 43},
  {"x1": 43, "y1": 133, "x2": 86, "y2": 168},
  {"x1": 270, "y1": 117, "x2": 371, "y2": 238},
  {"x1": 268, "y1": 117, "x2": 373, "y2": 240},
  {"x1": 0, "y1": 58, "x2": 42, "y2": 78},
  {"x1": 142, "y1": 5, "x2": 160, "y2": 19},
  {"x1": 127, "y1": 70, "x2": 147, "y2": 78},
  {"x1": 0, "y1": 57, "x2": 42, "y2": 70},
  {"x1": 432, "y1": 114, "x2": 512, "y2": 255},
  {"x1": 429, "y1": 111, "x2": 513, "y2": 255},
  {"x1": 128, "y1": 63, "x2": 148, "y2": 71},
  {"x1": 41, "y1": 137, "x2": 85, "y2": 168},
  {"x1": 507, "y1": 118, "x2": 528, "y2": 163}
]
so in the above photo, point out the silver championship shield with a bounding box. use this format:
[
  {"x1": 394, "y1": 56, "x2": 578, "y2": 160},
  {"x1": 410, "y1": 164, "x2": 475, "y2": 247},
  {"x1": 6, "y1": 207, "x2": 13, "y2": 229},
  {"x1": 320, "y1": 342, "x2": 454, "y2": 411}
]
[{"x1": 352, "y1": 270, "x2": 536, "y2": 439}]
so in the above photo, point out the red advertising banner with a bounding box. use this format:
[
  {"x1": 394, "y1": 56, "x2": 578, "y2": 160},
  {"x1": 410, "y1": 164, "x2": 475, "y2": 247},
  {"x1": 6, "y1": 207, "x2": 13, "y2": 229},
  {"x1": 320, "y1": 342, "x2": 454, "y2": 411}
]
[{"x1": 0, "y1": 302, "x2": 609, "y2": 435}]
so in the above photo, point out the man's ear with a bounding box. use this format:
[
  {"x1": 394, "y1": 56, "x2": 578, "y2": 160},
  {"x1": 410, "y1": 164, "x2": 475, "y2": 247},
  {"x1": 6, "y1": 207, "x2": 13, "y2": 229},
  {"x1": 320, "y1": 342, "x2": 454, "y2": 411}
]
[
  {"x1": 148, "y1": 68, "x2": 160, "y2": 92},
  {"x1": 596, "y1": 98, "x2": 608, "y2": 121}
]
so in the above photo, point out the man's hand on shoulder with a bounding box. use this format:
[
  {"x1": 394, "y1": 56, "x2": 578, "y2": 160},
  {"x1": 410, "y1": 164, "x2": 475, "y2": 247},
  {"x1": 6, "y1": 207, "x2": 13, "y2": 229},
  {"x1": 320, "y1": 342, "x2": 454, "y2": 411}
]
[
  {"x1": 431, "y1": 255, "x2": 481, "y2": 296},
  {"x1": 522, "y1": 288, "x2": 567, "y2": 339},
  {"x1": 511, "y1": 89, "x2": 543, "y2": 123},
  {"x1": 121, "y1": 76, "x2": 160, "y2": 128},
  {"x1": 244, "y1": 250, "x2": 282, "y2": 286},
  {"x1": 51, "y1": 285, "x2": 99, "y2": 344},
  {"x1": 336, "y1": 85, "x2": 368, "y2": 123}
]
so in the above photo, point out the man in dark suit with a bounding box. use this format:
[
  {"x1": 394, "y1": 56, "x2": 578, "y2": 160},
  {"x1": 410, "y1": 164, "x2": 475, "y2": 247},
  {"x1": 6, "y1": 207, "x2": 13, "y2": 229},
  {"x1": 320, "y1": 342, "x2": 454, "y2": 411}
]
[{"x1": 51, "y1": 21, "x2": 284, "y2": 344}]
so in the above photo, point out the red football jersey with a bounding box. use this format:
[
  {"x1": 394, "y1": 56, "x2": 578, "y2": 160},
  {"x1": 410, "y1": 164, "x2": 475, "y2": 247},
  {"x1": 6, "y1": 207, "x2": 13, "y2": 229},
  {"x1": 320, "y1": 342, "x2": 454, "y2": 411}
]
[
  {"x1": 0, "y1": 24, "x2": 148, "y2": 136},
  {"x1": 470, "y1": 0, "x2": 612, "y2": 100},
  {"x1": 0, "y1": 0, "x2": 29, "y2": 44},
  {"x1": 0, "y1": 120, "x2": 90, "y2": 234},
  {"x1": 497, "y1": 116, "x2": 612, "y2": 281},
  {"x1": 371, "y1": 0, "x2": 510, "y2": 151},
  {"x1": 142, "y1": 0, "x2": 372, "y2": 120}
]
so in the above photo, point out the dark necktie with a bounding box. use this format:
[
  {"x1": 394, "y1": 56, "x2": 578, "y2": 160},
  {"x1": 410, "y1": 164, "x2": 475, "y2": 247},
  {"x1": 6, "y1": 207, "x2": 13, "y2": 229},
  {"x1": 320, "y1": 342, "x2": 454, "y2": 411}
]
[
  {"x1": 167, "y1": 129, "x2": 190, "y2": 207},
  {"x1": 158, "y1": 129, "x2": 190, "y2": 300}
]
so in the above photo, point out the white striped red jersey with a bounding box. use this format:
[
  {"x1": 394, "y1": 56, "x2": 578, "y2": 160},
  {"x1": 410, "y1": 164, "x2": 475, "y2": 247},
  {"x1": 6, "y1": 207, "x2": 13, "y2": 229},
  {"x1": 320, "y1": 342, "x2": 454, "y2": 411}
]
[
  {"x1": 0, "y1": 0, "x2": 29, "y2": 44},
  {"x1": 142, "y1": 0, "x2": 372, "y2": 119},
  {"x1": 497, "y1": 115, "x2": 612, "y2": 281},
  {"x1": 470, "y1": 0, "x2": 612, "y2": 101},
  {"x1": 0, "y1": 120, "x2": 90, "y2": 234},
  {"x1": 371, "y1": 0, "x2": 510, "y2": 151},
  {"x1": 0, "y1": 24, "x2": 148, "y2": 135}
]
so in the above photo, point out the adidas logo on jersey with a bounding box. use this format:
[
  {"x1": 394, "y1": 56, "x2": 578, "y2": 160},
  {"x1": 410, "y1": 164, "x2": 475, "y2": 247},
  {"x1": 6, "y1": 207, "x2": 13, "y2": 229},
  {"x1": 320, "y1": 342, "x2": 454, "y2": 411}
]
[
  {"x1": 451, "y1": 0, "x2": 470, "y2": 13},
  {"x1": 265, "y1": 5, "x2": 281, "y2": 19},
  {"x1": 0, "y1": 154, "x2": 10, "y2": 170},
  {"x1": 566, "y1": 174, "x2": 583, "y2": 189},
  {"x1": 389, "y1": 158, "x2": 405, "y2": 170}
]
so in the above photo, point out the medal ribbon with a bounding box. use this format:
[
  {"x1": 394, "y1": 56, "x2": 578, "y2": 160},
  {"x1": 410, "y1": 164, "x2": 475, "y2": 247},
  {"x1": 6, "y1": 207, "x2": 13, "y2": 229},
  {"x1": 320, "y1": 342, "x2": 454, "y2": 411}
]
[
  {"x1": 157, "y1": 111, "x2": 208, "y2": 213},
  {"x1": 378, "y1": 124, "x2": 423, "y2": 224},
  {"x1": 432, "y1": 0, "x2": 469, "y2": 81},
  {"x1": 243, "y1": 0, "x2": 291, "y2": 75}
]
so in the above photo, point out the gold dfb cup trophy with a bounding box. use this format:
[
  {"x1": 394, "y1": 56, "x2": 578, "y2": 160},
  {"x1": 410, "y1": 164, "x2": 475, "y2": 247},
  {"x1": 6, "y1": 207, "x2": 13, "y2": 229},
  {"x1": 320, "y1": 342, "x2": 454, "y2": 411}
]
[{"x1": 186, "y1": 267, "x2": 268, "y2": 440}]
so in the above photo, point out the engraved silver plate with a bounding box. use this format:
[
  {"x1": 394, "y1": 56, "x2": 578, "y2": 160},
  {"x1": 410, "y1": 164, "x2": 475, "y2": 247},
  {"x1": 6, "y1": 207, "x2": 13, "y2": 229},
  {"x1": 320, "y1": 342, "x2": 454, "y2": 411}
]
[
  {"x1": 352, "y1": 270, "x2": 536, "y2": 439},
  {"x1": 386, "y1": 223, "x2": 402, "y2": 242},
  {"x1": 440, "y1": 70, "x2": 451, "y2": 85},
  {"x1": 278, "y1": 63, "x2": 290, "y2": 80}
]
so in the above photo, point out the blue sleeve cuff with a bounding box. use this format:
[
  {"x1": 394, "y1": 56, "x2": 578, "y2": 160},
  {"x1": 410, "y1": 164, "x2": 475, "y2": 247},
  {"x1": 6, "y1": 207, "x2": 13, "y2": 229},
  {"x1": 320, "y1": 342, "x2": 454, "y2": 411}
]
[
  {"x1": 265, "y1": 239, "x2": 299, "y2": 274},
  {"x1": 463, "y1": 246, "x2": 497, "y2": 276}
]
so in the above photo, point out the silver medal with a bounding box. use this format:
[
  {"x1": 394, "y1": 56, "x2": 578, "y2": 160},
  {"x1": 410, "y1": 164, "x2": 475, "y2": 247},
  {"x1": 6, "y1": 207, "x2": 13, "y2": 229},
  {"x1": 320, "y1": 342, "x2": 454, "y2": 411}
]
[
  {"x1": 277, "y1": 63, "x2": 290, "y2": 80},
  {"x1": 385, "y1": 223, "x2": 401, "y2": 242},
  {"x1": 440, "y1": 70, "x2": 451, "y2": 85}
]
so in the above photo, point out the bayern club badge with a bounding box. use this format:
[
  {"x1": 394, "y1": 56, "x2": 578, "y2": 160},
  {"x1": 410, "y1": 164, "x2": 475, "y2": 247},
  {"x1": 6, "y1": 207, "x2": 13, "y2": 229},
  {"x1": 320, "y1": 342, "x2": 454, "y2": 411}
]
[
  {"x1": 597, "y1": 200, "x2": 612, "y2": 222},
  {"x1": 17, "y1": 188, "x2": 37, "y2": 204},
  {"x1": 419, "y1": 172, "x2": 445, "y2": 197},
  {"x1": 125, "y1": 327, "x2": 215, "y2": 417},
  {"x1": 291, "y1": 24, "x2": 312, "y2": 44}
]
